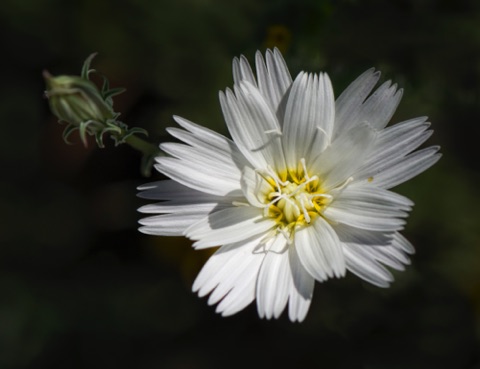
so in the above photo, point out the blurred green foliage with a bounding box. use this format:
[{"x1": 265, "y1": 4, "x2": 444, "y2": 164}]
[{"x1": 0, "y1": 0, "x2": 479, "y2": 368}]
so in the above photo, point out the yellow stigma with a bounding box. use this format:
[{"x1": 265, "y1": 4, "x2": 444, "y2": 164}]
[{"x1": 263, "y1": 159, "x2": 331, "y2": 236}]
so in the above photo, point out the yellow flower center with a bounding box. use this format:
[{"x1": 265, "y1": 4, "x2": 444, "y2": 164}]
[{"x1": 261, "y1": 160, "x2": 332, "y2": 237}]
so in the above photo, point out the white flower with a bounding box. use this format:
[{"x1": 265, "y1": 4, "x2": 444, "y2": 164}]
[{"x1": 138, "y1": 49, "x2": 441, "y2": 322}]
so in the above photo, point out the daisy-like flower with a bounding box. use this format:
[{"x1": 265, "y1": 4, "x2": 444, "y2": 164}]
[{"x1": 138, "y1": 49, "x2": 440, "y2": 322}]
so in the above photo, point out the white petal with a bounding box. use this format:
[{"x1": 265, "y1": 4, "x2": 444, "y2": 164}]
[
  {"x1": 216, "y1": 271, "x2": 258, "y2": 317},
  {"x1": 318, "y1": 72, "x2": 335, "y2": 144},
  {"x1": 160, "y1": 142, "x2": 242, "y2": 184},
  {"x1": 220, "y1": 82, "x2": 286, "y2": 171},
  {"x1": 331, "y1": 183, "x2": 414, "y2": 211},
  {"x1": 334, "y1": 68, "x2": 381, "y2": 138},
  {"x1": 169, "y1": 116, "x2": 248, "y2": 169},
  {"x1": 268, "y1": 48, "x2": 293, "y2": 92},
  {"x1": 162, "y1": 116, "x2": 247, "y2": 195},
  {"x1": 172, "y1": 116, "x2": 242, "y2": 154},
  {"x1": 240, "y1": 166, "x2": 274, "y2": 208},
  {"x1": 193, "y1": 242, "x2": 244, "y2": 296},
  {"x1": 392, "y1": 232, "x2": 415, "y2": 254},
  {"x1": 255, "y1": 48, "x2": 293, "y2": 113},
  {"x1": 355, "y1": 80, "x2": 403, "y2": 130},
  {"x1": 137, "y1": 180, "x2": 237, "y2": 236},
  {"x1": 377, "y1": 116, "x2": 428, "y2": 139},
  {"x1": 334, "y1": 222, "x2": 394, "y2": 246},
  {"x1": 343, "y1": 243, "x2": 394, "y2": 288},
  {"x1": 138, "y1": 179, "x2": 223, "y2": 201},
  {"x1": 282, "y1": 72, "x2": 308, "y2": 165},
  {"x1": 232, "y1": 49, "x2": 292, "y2": 120},
  {"x1": 154, "y1": 157, "x2": 243, "y2": 197},
  {"x1": 137, "y1": 180, "x2": 164, "y2": 192},
  {"x1": 370, "y1": 146, "x2": 441, "y2": 189},
  {"x1": 282, "y1": 72, "x2": 335, "y2": 168},
  {"x1": 373, "y1": 116, "x2": 430, "y2": 157},
  {"x1": 354, "y1": 118, "x2": 434, "y2": 183},
  {"x1": 256, "y1": 234, "x2": 291, "y2": 319},
  {"x1": 192, "y1": 236, "x2": 265, "y2": 316},
  {"x1": 288, "y1": 246, "x2": 314, "y2": 322},
  {"x1": 310, "y1": 122, "x2": 377, "y2": 190},
  {"x1": 336, "y1": 224, "x2": 410, "y2": 271},
  {"x1": 233, "y1": 55, "x2": 257, "y2": 87},
  {"x1": 139, "y1": 211, "x2": 207, "y2": 236},
  {"x1": 323, "y1": 204, "x2": 406, "y2": 232},
  {"x1": 295, "y1": 216, "x2": 346, "y2": 281},
  {"x1": 138, "y1": 180, "x2": 238, "y2": 204},
  {"x1": 185, "y1": 206, "x2": 276, "y2": 249},
  {"x1": 367, "y1": 244, "x2": 411, "y2": 270},
  {"x1": 138, "y1": 200, "x2": 231, "y2": 214},
  {"x1": 210, "y1": 250, "x2": 261, "y2": 308}
]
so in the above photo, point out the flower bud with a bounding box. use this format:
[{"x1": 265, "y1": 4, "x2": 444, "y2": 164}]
[
  {"x1": 42, "y1": 54, "x2": 157, "y2": 171},
  {"x1": 43, "y1": 71, "x2": 114, "y2": 126}
]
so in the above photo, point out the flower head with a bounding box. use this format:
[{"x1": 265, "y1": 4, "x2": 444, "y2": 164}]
[{"x1": 138, "y1": 49, "x2": 440, "y2": 322}]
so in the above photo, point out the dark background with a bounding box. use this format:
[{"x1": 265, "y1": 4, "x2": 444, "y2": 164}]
[{"x1": 1, "y1": 0, "x2": 479, "y2": 368}]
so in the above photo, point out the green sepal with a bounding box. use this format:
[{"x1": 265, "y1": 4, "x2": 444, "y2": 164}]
[
  {"x1": 115, "y1": 127, "x2": 148, "y2": 145},
  {"x1": 103, "y1": 87, "x2": 126, "y2": 101},
  {"x1": 62, "y1": 124, "x2": 80, "y2": 145},
  {"x1": 140, "y1": 152, "x2": 155, "y2": 177},
  {"x1": 81, "y1": 53, "x2": 98, "y2": 80},
  {"x1": 78, "y1": 120, "x2": 103, "y2": 147}
]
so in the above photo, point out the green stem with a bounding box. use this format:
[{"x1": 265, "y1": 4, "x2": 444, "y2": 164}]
[
  {"x1": 124, "y1": 134, "x2": 162, "y2": 177},
  {"x1": 124, "y1": 134, "x2": 159, "y2": 156}
]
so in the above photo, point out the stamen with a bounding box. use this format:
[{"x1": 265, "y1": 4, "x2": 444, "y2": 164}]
[
  {"x1": 310, "y1": 193, "x2": 332, "y2": 200},
  {"x1": 289, "y1": 174, "x2": 319, "y2": 197},
  {"x1": 315, "y1": 126, "x2": 330, "y2": 149},
  {"x1": 232, "y1": 201, "x2": 250, "y2": 207},
  {"x1": 263, "y1": 193, "x2": 286, "y2": 210},
  {"x1": 283, "y1": 196, "x2": 301, "y2": 216},
  {"x1": 298, "y1": 194, "x2": 311, "y2": 223},
  {"x1": 334, "y1": 176, "x2": 354, "y2": 192},
  {"x1": 277, "y1": 227, "x2": 293, "y2": 244},
  {"x1": 300, "y1": 158, "x2": 309, "y2": 180},
  {"x1": 257, "y1": 166, "x2": 289, "y2": 188},
  {"x1": 264, "y1": 129, "x2": 282, "y2": 136},
  {"x1": 316, "y1": 126, "x2": 328, "y2": 137}
]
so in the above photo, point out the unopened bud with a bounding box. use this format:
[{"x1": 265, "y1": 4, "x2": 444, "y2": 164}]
[
  {"x1": 43, "y1": 71, "x2": 114, "y2": 126},
  {"x1": 43, "y1": 54, "x2": 158, "y2": 176},
  {"x1": 43, "y1": 53, "x2": 129, "y2": 147}
]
